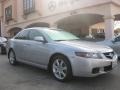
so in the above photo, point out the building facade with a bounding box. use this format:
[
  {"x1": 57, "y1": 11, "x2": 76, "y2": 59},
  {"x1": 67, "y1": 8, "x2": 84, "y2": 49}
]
[{"x1": 0, "y1": 0, "x2": 120, "y2": 39}]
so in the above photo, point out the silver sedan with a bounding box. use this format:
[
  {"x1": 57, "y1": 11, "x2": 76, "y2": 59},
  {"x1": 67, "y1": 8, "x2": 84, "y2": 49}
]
[{"x1": 7, "y1": 27, "x2": 118, "y2": 81}]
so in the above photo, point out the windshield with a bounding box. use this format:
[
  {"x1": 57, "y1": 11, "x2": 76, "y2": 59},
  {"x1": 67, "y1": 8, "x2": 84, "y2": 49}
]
[{"x1": 44, "y1": 29, "x2": 80, "y2": 41}]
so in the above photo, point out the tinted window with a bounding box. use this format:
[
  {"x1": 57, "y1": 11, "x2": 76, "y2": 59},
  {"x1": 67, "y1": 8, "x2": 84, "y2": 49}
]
[
  {"x1": 29, "y1": 30, "x2": 43, "y2": 40},
  {"x1": 15, "y1": 30, "x2": 29, "y2": 40}
]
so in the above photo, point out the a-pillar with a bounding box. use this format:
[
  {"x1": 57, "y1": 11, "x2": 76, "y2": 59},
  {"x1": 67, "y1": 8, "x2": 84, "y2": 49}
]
[{"x1": 104, "y1": 16, "x2": 115, "y2": 40}]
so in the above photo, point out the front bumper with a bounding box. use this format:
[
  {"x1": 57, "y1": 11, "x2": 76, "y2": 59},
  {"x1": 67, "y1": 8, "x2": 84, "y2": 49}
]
[{"x1": 70, "y1": 55, "x2": 118, "y2": 77}]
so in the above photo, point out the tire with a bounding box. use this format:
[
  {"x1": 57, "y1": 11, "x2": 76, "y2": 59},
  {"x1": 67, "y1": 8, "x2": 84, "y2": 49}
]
[
  {"x1": 8, "y1": 50, "x2": 17, "y2": 65},
  {"x1": 51, "y1": 55, "x2": 72, "y2": 82},
  {"x1": 118, "y1": 56, "x2": 120, "y2": 61}
]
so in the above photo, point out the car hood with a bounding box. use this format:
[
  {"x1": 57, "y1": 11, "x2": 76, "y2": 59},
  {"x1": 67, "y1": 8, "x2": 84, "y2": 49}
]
[{"x1": 57, "y1": 40, "x2": 113, "y2": 53}]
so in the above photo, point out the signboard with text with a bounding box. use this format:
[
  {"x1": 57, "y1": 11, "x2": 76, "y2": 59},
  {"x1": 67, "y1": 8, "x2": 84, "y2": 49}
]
[{"x1": 43, "y1": 0, "x2": 110, "y2": 16}]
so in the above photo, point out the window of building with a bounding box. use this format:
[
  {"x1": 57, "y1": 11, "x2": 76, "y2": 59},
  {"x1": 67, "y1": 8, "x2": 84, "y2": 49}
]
[
  {"x1": 97, "y1": 29, "x2": 104, "y2": 34},
  {"x1": 5, "y1": 5, "x2": 12, "y2": 21},
  {"x1": 23, "y1": 0, "x2": 35, "y2": 15}
]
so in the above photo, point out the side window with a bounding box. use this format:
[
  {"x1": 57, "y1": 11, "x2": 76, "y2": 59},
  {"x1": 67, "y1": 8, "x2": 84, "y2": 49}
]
[
  {"x1": 15, "y1": 30, "x2": 29, "y2": 40},
  {"x1": 29, "y1": 30, "x2": 43, "y2": 40}
]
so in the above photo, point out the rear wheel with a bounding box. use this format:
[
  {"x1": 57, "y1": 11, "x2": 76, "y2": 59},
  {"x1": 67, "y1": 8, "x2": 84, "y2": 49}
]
[
  {"x1": 51, "y1": 55, "x2": 72, "y2": 82},
  {"x1": 8, "y1": 50, "x2": 17, "y2": 65}
]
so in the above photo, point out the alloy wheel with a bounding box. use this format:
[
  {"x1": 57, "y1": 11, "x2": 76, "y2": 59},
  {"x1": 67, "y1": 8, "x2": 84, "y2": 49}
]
[
  {"x1": 52, "y1": 58, "x2": 67, "y2": 80},
  {"x1": 9, "y1": 50, "x2": 16, "y2": 65}
]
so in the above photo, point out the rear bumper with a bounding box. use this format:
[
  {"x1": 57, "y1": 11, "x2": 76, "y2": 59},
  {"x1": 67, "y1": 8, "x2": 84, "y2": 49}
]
[{"x1": 70, "y1": 55, "x2": 118, "y2": 77}]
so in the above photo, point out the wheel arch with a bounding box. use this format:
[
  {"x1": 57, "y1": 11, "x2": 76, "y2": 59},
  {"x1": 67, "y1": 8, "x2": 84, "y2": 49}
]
[
  {"x1": 48, "y1": 53, "x2": 72, "y2": 72},
  {"x1": 8, "y1": 48, "x2": 14, "y2": 58}
]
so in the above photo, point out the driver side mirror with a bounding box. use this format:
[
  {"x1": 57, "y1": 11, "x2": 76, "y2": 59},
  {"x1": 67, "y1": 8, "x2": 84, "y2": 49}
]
[{"x1": 34, "y1": 36, "x2": 46, "y2": 43}]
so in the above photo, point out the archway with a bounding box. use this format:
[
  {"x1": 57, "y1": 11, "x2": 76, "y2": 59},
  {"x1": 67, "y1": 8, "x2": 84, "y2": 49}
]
[
  {"x1": 8, "y1": 27, "x2": 22, "y2": 37},
  {"x1": 56, "y1": 14, "x2": 104, "y2": 40}
]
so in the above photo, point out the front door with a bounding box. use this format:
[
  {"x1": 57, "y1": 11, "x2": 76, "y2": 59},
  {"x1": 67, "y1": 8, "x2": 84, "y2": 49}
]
[{"x1": 24, "y1": 29, "x2": 50, "y2": 65}]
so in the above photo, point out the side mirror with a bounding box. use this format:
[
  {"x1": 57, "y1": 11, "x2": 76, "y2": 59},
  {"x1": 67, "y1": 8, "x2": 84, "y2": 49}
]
[{"x1": 34, "y1": 36, "x2": 46, "y2": 43}]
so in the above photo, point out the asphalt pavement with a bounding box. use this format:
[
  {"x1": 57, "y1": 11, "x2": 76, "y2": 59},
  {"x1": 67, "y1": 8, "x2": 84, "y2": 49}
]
[{"x1": 0, "y1": 55, "x2": 120, "y2": 90}]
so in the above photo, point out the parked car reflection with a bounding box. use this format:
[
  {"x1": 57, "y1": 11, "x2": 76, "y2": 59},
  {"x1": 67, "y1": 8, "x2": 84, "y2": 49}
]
[
  {"x1": 0, "y1": 37, "x2": 7, "y2": 54},
  {"x1": 97, "y1": 34, "x2": 120, "y2": 59}
]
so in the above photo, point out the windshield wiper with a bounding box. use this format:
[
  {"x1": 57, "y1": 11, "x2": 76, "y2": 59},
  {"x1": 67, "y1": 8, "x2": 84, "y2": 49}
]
[
  {"x1": 55, "y1": 39, "x2": 80, "y2": 42},
  {"x1": 67, "y1": 39, "x2": 80, "y2": 41}
]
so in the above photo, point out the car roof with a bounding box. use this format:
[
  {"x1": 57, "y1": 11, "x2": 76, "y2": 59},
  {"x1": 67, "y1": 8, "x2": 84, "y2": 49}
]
[{"x1": 24, "y1": 27, "x2": 62, "y2": 32}]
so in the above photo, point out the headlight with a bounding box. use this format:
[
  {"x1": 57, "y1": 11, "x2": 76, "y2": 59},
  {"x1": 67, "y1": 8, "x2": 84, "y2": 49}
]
[{"x1": 75, "y1": 52, "x2": 102, "y2": 59}]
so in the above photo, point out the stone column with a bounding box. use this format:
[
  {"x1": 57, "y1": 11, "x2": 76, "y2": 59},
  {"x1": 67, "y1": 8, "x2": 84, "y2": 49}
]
[
  {"x1": 104, "y1": 16, "x2": 115, "y2": 40},
  {"x1": 1, "y1": 18, "x2": 4, "y2": 37},
  {"x1": 88, "y1": 27, "x2": 92, "y2": 36}
]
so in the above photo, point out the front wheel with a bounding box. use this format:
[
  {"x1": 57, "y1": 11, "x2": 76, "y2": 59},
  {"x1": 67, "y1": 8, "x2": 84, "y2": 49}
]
[
  {"x1": 51, "y1": 55, "x2": 72, "y2": 82},
  {"x1": 8, "y1": 50, "x2": 17, "y2": 65}
]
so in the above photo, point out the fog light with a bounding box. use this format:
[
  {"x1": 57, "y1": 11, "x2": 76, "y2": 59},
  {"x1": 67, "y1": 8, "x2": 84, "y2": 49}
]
[{"x1": 92, "y1": 68, "x2": 100, "y2": 74}]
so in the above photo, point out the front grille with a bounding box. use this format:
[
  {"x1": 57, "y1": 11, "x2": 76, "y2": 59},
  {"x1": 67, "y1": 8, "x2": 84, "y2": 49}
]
[
  {"x1": 92, "y1": 68, "x2": 100, "y2": 74},
  {"x1": 103, "y1": 52, "x2": 114, "y2": 59}
]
